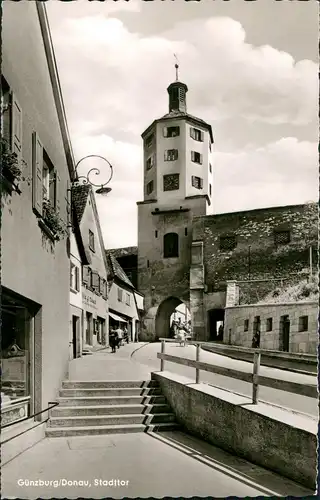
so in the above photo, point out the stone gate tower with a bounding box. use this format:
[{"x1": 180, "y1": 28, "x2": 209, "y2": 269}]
[{"x1": 137, "y1": 69, "x2": 214, "y2": 340}]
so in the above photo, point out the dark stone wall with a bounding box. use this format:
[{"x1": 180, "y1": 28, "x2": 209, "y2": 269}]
[{"x1": 192, "y1": 203, "x2": 318, "y2": 301}]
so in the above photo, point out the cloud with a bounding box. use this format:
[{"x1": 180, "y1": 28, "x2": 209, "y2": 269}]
[
  {"x1": 213, "y1": 138, "x2": 318, "y2": 214},
  {"x1": 49, "y1": 14, "x2": 317, "y2": 136},
  {"x1": 46, "y1": 11, "x2": 317, "y2": 247}
]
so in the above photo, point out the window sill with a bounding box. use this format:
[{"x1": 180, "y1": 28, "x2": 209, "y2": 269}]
[
  {"x1": 89, "y1": 246, "x2": 95, "y2": 253},
  {"x1": 38, "y1": 219, "x2": 58, "y2": 242}
]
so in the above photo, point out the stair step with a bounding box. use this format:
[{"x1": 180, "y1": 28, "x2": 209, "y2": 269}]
[
  {"x1": 51, "y1": 404, "x2": 171, "y2": 417},
  {"x1": 57, "y1": 395, "x2": 166, "y2": 406},
  {"x1": 45, "y1": 423, "x2": 145, "y2": 437},
  {"x1": 45, "y1": 422, "x2": 180, "y2": 437},
  {"x1": 59, "y1": 388, "x2": 162, "y2": 397},
  {"x1": 48, "y1": 413, "x2": 176, "y2": 427},
  {"x1": 62, "y1": 380, "x2": 159, "y2": 389}
]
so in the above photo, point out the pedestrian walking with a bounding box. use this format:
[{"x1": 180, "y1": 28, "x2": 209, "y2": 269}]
[
  {"x1": 123, "y1": 326, "x2": 129, "y2": 344},
  {"x1": 177, "y1": 326, "x2": 186, "y2": 347},
  {"x1": 109, "y1": 329, "x2": 118, "y2": 353},
  {"x1": 115, "y1": 326, "x2": 124, "y2": 348}
]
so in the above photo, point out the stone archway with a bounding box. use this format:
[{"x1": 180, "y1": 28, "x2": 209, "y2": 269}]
[{"x1": 155, "y1": 296, "x2": 189, "y2": 339}]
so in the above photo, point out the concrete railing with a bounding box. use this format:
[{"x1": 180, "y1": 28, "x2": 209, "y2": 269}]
[{"x1": 158, "y1": 339, "x2": 317, "y2": 403}]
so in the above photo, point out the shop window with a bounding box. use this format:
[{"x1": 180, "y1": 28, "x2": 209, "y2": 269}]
[
  {"x1": 163, "y1": 173, "x2": 179, "y2": 191},
  {"x1": 190, "y1": 127, "x2": 204, "y2": 142},
  {"x1": 117, "y1": 288, "x2": 123, "y2": 302},
  {"x1": 1, "y1": 294, "x2": 32, "y2": 427},
  {"x1": 191, "y1": 151, "x2": 203, "y2": 164},
  {"x1": 274, "y1": 230, "x2": 290, "y2": 246},
  {"x1": 266, "y1": 317, "x2": 273, "y2": 332},
  {"x1": 244, "y1": 319, "x2": 249, "y2": 332},
  {"x1": 89, "y1": 230, "x2": 95, "y2": 252},
  {"x1": 219, "y1": 235, "x2": 237, "y2": 251},
  {"x1": 164, "y1": 232, "x2": 179, "y2": 258},
  {"x1": 164, "y1": 149, "x2": 178, "y2": 161},
  {"x1": 298, "y1": 316, "x2": 308, "y2": 332},
  {"x1": 163, "y1": 126, "x2": 180, "y2": 138}
]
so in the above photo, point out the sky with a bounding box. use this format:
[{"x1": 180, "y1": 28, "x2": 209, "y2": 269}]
[{"x1": 46, "y1": 0, "x2": 318, "y2": 250}]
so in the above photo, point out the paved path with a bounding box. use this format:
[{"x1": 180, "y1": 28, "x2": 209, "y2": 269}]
[
  {"x1": 1, "y1": 344, "x2": 314, "y2": 498},
  {"x1": 132, "y1": 342, "x2": 318, "y2": 418}
]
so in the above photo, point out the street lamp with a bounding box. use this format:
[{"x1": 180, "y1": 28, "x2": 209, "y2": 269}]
[{"x1": 73, "y1": 155, "x2": 113, "y2": 195}]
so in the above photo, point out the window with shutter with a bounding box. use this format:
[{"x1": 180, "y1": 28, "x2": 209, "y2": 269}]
[
  {"x1": 146, "y1": 180, "x2": 154, "y2": 195},
  {"x1": 191, "y1": 151, "x2": 202, "y2": 164},
  {"x1": 32, "y1": 132, "x2": 44, "y2": 217},
  {"x1": 118, "y1": 288, "x2": 123, "y2": 302},
  {"x1": 146, "y1": 155, "x2": 154, "y2": 170},
  {"x1": 1, "y1": 77, "x2": 11, "y2": 145},
  {"x1": 145, "y1": 133, "x2": 154, "y2": 148},
  {"x1": 164, "y1": 149, "x2": 178, "y2": 161},
  {"x1": 191, "y1": 176, "x2": 203, "y2": 190},
  {"x1": 166, "y1": 126, "x2": 180, "y2": 138},
  {"x1": 70, "y1": 263, "x2": 74, "y2": 288},
  {"x1": 11, "y1": 94, "x2": 22, "y2": 158},
  {"x1": 75, "y1": 267, "x2": 80, "y2": 291},
  {"x1": 66, "y1": 180, "x2": 71, "y2": 228},
  {"x1": 92, "y1": 271, "x2": 100, "y2": 291},
  {"x1": 55, "y1": 172, "x2": 61, "y2": 214},
  {"x1": 190, "y1": 127, "x2": 203, "y2": 142},
  {"x1": 163, "y1": 127, "x2": 168, "y2": 137}
]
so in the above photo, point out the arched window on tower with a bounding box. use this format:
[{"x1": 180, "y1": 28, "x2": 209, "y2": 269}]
[{"x1": 163, "y1": 232, "x2": 179, "y2": 258}]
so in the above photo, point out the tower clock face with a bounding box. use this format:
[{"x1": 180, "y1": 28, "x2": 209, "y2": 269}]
[{"x1": 164, "y1": 174, "x2": 179, "y2": 191}]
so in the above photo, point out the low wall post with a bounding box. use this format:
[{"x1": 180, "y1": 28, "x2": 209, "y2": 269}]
[
  {"x1": 196, "y1": 343, "x2": 200, "y2": 383},
  {"x1": 252, "y1": 351, "x2": 261, "y2": 404},
  {"x1": 160, "y1": 340, "x2": 165, "y2": 371}
]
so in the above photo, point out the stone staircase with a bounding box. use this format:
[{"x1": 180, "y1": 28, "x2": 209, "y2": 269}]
[{"x1": 46, "y1": 380, "x2": 180, "y2": 437}]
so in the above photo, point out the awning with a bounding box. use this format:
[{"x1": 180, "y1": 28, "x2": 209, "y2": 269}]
[{"x1": 109, "y1": 312, "x2": 128, "y2": 323}]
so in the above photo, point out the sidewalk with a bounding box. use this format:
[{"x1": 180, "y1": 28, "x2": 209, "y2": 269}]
[
  {"x1": 68, "y1": 342, "x2": 152, "y2": 381},
  {"x1": 1, "y1": 343, "x2": 314, "y2": 498}
]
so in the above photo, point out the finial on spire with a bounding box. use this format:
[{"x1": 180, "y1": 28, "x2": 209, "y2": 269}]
[{"x1": 174, "y1": 53, "x2": 179, "y2": 81}]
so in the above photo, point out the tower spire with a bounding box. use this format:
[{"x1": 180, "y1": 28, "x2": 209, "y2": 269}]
[{"x1": 174, "y1": 53, "x2": 179, "y2": 81}]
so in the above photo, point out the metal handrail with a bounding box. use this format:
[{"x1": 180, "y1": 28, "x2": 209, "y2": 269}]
[
  {"x1": 1, "y1": 401, "x2": 59, "y2": 430},
  {"x1": 157, "y1": 339, "x2": 317, "y2": 404}
]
